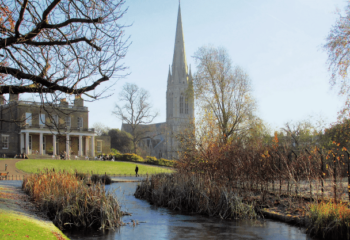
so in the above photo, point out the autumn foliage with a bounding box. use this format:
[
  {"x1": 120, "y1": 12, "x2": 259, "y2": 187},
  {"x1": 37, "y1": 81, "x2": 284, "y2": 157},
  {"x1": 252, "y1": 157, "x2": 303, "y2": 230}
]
[{"x1": 177, "y1": 122, "x2": 349, "y2": 203}]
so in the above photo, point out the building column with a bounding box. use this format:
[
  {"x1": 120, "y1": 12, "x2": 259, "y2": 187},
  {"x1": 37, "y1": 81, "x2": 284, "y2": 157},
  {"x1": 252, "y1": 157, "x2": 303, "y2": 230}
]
[
  {"x1": 78, "y1": 135, "x2": 82, "y2": 156},
  {"x1": 85, "y1": 137, "x2": 89, "y2": 156},
  {"x1": 20, "y1": 133, "x2": 24, "y2": 154},
  {"x1": 25, "y1": 132, "x2": 29, "y2": 155},
  {"x1": 66, "y1": 134, "x2": 70, "y2": 159},
  {"x1": 39, "y1": 133, "x2": 43, "y2": 155},
  {"x1": 90, "y1": 136, "x2": 95, "y2": 157},
  {"x1": 53, "y1": 135, "x2": 56, "y2": 156}
]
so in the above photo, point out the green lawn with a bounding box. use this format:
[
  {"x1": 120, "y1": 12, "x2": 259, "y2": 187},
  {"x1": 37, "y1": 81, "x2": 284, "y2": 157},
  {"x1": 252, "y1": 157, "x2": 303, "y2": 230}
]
[
  {"x1": 16, "y1": 159, "x2": 174, "y2": 175},
  {"x1": 0, "y1": 211, "x2": 69, "y2": 240},
  {"x1": 0, "y1": 186, "x2": 69, "y2": 240}
]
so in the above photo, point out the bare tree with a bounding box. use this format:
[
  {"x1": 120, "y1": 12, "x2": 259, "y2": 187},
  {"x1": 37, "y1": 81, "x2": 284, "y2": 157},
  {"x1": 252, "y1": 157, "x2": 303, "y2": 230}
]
[
  {"x1": 113, "y1": 83, "x2": 158, "y2": 153},
  {"x1": 193, "y1": 46, "x2": 257, "y2": 144},
  {"x1": 0, "y1": 0, "x2": 129, "y2": 116},
  {"x1": 92, "y1": 122, "x2": 109, "y2": 136}
]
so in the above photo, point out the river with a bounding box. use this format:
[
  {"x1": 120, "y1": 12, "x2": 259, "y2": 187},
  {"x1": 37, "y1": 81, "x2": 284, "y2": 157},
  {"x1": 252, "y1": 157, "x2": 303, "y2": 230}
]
[{"x1": 64, "y1": 182, "x2": 317, "y2": 240}]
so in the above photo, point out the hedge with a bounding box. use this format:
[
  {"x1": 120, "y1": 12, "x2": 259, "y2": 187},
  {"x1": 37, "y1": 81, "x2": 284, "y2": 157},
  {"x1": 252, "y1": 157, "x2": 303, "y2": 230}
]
[{"x1": 108, "y1": 149, "x2": 176, "y2": 167}]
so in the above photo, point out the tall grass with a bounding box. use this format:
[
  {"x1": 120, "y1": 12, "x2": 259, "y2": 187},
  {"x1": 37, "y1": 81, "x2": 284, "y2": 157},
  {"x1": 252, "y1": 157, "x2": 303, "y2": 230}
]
[
  {"x1": 135, "y1": 173, "x2": 257, "y2": 219},
  {"x1": 307, "y1": 201, "x2": 350, "y2": 240},
  {"x1": 22, "y1": 169, "x2": 122, "y2": 230}
]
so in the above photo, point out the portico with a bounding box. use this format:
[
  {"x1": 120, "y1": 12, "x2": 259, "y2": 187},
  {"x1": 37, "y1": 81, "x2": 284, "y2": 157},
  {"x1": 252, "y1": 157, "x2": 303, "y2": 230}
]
[{"x1": 20, "y1": 129, "x2": 95, "y2": 158}]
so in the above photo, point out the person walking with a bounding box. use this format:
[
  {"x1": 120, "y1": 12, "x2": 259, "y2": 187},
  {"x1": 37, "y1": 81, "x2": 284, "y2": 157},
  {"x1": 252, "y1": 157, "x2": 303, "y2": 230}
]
[{"x1": 135, "y1": 165, "x2": 139, "y2": 177}]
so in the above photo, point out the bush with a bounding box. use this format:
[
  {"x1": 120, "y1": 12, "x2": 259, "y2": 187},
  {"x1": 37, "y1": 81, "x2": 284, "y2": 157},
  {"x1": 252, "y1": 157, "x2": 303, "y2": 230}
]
[
  {"x1": 100, "y1": 175, "x2": 112, "y2": 185},
  {"x1": 145, "y1": 156, "x2": 157, "y2": 164},
  {"x1": 110, "y1": 148, "x2": 122, "y2": 158},
  {"x1": 120, "y1": 153, "x2": 144, "y2": 162},
  {"x1": 90, "y1": 174, "x2": 100, "y2": 184},
  {"x1": 159, "y1": 158, "x2": 177, "y2": 167},
  {"x1": 112, "y1": 152, "x2": 176, "y2": 167},
  {"x1": 145, "y1": 156, "x2": 176, "y2": 167},
  {"x1": 90, "y1": 174, "x2": 112, "y2": 185}
]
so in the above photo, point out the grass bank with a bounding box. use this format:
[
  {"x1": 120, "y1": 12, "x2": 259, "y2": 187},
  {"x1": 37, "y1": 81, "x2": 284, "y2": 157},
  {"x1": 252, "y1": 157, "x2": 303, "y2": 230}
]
[
  {"x1": 0, "y1": 212, "x2": 68, "y2": 240},
  {"x1": 23, "y1": 169, "x2": 122, "y2": 230},
  {"x1": 0, "y1": 185, "x2": 68, "y2": 240},
  {"x1": 135, "y1": 173, "x2": 257, "y2": 219},
  {"x1": 16, "y1": 159, "x2": 174, "y2": 175}
]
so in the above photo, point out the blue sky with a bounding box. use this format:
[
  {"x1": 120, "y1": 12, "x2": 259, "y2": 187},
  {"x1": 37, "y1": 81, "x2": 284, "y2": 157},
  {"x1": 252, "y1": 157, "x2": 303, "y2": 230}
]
[{"x1": 88, "y1": 0, "x2": 349, "y2": 131}]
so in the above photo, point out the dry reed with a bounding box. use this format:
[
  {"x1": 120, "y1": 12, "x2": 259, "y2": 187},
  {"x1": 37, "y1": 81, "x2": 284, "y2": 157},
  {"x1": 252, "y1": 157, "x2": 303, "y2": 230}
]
[
  {"x1": 22, "y1": 169, "x2": 121, "y2": 230},
  {"x1": 307, "y1": 201, "x2": 350, "y2": 240},
  {"x1": 135, "y1": 173, "x2": 257, "y2": 219}
]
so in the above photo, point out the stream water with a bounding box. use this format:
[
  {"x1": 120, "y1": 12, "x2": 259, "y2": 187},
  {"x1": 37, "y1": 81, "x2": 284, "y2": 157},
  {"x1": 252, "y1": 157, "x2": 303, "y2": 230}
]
[{"x1": 64, "y1": 182, "x2": 317, "y2": 240}]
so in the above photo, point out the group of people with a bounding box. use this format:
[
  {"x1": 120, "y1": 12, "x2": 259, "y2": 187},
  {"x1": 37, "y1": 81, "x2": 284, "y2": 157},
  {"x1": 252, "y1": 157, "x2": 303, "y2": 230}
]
[
  {"x1": 95, "y1": 155, "x2": 115, "y2": 161},
  {"x1": 14, "y1": 154, "x2": 29, "y2": 159}
]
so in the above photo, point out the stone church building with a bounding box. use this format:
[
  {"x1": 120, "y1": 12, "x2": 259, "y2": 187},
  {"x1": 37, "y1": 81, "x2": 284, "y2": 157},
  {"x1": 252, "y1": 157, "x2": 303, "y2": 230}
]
[{"x1": 122, "y1": 4, "x2": 194, "y2": 159}]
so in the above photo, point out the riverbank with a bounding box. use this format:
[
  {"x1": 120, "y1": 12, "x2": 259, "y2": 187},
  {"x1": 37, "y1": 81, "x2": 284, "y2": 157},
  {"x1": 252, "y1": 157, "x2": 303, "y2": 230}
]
[
  {"x1": 0, "y1": 181, "x2": 68, "y2": 240},
  {"x1": 135, "y1": 172, "x2": 350, "y2": 240},
  {"x1": 66, "y1": 181, "x2": 312, "y2": 240}
]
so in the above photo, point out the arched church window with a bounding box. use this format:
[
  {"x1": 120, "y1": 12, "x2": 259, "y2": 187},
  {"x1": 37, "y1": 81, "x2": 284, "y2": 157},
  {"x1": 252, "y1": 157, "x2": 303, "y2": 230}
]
[
  {"x1": 170, "y1": 95, "x2": 173, "y2": 117},
  {"x1": 185, "y1": 96, "x2": 189, "y2": 114},
  {"x1": 180, "y1": 94, "x2": 184, "y2": 114}
]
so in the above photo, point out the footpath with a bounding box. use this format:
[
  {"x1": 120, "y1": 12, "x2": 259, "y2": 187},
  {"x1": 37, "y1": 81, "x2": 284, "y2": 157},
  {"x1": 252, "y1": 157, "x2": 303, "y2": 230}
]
[
  {"x1": 0, "y1": 175, "x2": 68, "y2": 239},
  {"x1": 0, "y1": 159, "x2": 29, "y2": 179}
]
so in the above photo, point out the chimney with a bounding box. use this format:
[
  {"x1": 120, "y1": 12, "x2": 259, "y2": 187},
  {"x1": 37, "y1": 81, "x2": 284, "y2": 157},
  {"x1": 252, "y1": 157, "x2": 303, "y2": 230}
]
[
  {"x1": 0, "y1": 95, "x2": 4, "y2": 105},
  {"x1": 74, "y1": 95, "x2": 84, "y2": 107},
  {"x1": 60, "y1": 98, "x2": 68, "y2": 107},
  {"x1": 9, "y1": 93, "x2": 19, "y2": 102}
]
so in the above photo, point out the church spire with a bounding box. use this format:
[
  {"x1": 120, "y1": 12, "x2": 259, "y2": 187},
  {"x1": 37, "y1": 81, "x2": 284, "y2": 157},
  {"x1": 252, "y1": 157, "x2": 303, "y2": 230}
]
[
  {"x1": 172, "y1": 3, "x2": 187, "y2": 82},
  {"x1": 167, "y1": 65, "x2": 172, "y2": 83}
]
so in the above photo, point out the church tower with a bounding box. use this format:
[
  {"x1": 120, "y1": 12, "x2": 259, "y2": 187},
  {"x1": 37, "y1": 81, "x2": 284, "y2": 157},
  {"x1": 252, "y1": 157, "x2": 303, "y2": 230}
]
[{"x1": 166, "y1": 3, "x2": 194, "y2": 159}]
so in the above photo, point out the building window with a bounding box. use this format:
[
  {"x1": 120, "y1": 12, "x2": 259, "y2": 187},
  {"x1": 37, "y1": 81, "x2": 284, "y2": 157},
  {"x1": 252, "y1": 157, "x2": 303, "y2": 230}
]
[
  {"x1": 39, "y1": 113, "x2": 45, "y2": 126},
  {"x1": 180, "y1": 94, "x2": 184, "y2": 114},
  {"x1": 43, "y1": 136, "x2": 46, "y2": 152},
  {"x1": 2, "y1": 135, "x2": 9, "y2": 149},
  {"x1": 53, "y1": 115, "x2": 59, "y2": 125},
  {"x1": 65, "y1": 116, "x2": 71, "y2": 127},
  {"x1": 169, "y1": 94, "x2": 173, "y2": 117},
  {"x1": 185, "y1": 97, "x2": 189, "y2": 114},
  {"x1": 26, "y1": 113, "x2": 32, "y2": 126},
  {"x1": 29, "y1": 135, "x2": 32, "y2": 150},
  {"x1": 96, "y1": 140, "x2": 102, "y2": 153},
  {"x1": 77, "y1": 117, "x2": 83, "y2": 128}
]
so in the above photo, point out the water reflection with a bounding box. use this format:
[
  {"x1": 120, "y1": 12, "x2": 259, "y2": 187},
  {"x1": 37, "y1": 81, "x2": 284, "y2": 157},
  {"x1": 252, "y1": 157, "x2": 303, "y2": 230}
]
[{"x1": 64, "y1": 182, "x2": 316, "y2": 240}]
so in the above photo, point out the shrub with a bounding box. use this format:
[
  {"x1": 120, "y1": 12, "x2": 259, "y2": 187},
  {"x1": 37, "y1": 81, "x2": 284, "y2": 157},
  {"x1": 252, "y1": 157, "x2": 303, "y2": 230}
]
[
  {"x1": 22, "y1": 169, "x2": 121, "y2": 230},
  {"x1": 145, "y1": 156, "x2": 176, "y2": 167},
  {"x1": 90, "y1": 174, "x2": 112, "y2": 185},
  {"x1": 100, "y1": 175, "x2": 112, "y2": 185},
  {"x1": 110, "y1": 148, "x2": 122, "y2": 159},
  {"x1": 121, "y1": 153, "x2": 144, "y2": 162},
  {"x1": 158, "y1": 158, "x2": 177, "y2": 167},
  {"x1": 90, "y1": 174, "x2": 100, "y2": 184},
  {"x1": 145, "y1": 156, "x2": 157, "y2": 164}
]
